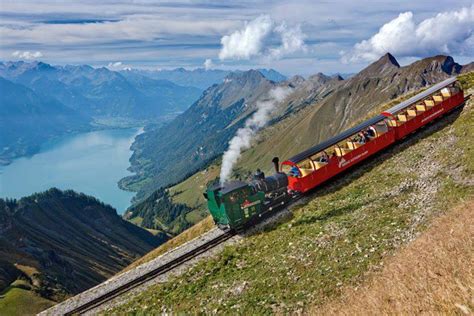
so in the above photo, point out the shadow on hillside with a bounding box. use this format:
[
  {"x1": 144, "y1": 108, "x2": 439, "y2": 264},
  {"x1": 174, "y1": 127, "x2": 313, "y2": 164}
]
[{"x1": 244, "y1": 104, "x2": 465, "y2": 237}]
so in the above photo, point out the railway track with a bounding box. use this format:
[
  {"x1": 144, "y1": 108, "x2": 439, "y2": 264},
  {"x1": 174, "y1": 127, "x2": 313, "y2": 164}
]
[{"x1": 63, "y1": 229, "x2": 235, "y2": 315}]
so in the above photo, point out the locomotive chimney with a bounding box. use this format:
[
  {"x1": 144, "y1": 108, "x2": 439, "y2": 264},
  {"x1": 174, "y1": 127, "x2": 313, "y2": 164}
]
[{"x1": 272, "y1": 157, "x2": 280, "y2": 173}]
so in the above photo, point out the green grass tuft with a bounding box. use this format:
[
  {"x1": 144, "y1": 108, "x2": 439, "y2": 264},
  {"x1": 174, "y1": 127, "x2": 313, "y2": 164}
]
[{"x1": 0, "y1": 285, "x2": 54, "y2": 316}]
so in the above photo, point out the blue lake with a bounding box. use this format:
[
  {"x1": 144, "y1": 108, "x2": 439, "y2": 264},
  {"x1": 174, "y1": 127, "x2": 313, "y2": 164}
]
[{"x1": 0, "y1": 128, "x2": 141, "y2": 214}]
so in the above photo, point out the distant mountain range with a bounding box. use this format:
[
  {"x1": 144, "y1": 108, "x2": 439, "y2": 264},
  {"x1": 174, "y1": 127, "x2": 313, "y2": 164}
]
[
  {"x1": 0, "y1": 77, "x2": 92, "y2": 163},
  {"x1": 0, "y1": 61, "x2": 286, "y2": 165},
  {"x1": 0, "y1": 61, "x2": 202, "y2": 119},
  {"x1": 122, "y1": 67, "x2": 287, "y2": 89},
  {"x1": 122, "y1": 53, "x2": 473, "y2": 211},
  {"x1": 0, "y1": 188, "x2": 165, "y2": 306}
]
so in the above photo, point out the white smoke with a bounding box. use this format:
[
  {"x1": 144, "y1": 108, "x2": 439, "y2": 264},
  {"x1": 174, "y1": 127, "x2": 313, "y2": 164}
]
[{"x1": 219, "y1": 86, "x2": 292, "y2": 184}]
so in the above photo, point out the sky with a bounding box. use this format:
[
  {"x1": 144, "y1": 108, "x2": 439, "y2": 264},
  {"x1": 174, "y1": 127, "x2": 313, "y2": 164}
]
[{"x1": 0, "y1": 0, "x2": 473, "y2": 76}]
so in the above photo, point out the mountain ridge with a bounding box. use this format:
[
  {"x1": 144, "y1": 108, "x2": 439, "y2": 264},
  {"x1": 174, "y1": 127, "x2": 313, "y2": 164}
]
[
  {"x1": 0, "y1": 77, "x2": 92, "y2": 165},
  {"x1": 0, "y1": 188, "x2": 166, "y2": 307},
  {"x1": 122, "y1": 67, "x2": 287, "y2": 89},
  {"x1": 0, "y1": 61, "x2": 202, "y2": 119}
]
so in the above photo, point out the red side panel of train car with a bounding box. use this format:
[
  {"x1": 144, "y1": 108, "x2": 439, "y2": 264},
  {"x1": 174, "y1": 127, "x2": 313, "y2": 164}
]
[
  {"x1": 389, "y1": 92, "x2": 464, "y2": 140},
  {"x1": 286, "y1": 129, "x2": 396, "y2": 193},
  {"x1": 285, "y1": 88, "x2": 464, "y2": 194}
]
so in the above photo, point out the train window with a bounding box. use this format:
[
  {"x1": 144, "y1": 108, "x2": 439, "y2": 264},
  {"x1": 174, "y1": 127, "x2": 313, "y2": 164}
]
[
  {"x1": 297, "y1": 159, "x2": 315, "y2": 177},
  {"x1": 227, "y1": 190, "x2": 243, "y2": 203},
  {"x1": 373, "y1": 122, "x2": 388, "y2": 136},
  {"x1": 310, "y1": 152, "x2": 329, "y2": 170},
  {"x1": 335, "y1": 140, "x2": 352, "y2": 156},
  {"x1": 310, "y1": 152, "x2": 330, "y2": 165},
  {"x1": 326, "y1": 148, "x2": 337, "y2": 159},
  {"x1": 281, "y1": 164, "x2": 293, "y2": 175},
  {"x1": 298, "y1": 159, "x2": 314, "y2": 169},
  {"x1": 423, "y1": 98, "x2": 435, "y2": 108}
]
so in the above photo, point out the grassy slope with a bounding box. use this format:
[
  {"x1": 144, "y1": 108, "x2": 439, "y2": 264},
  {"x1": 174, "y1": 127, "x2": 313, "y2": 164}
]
[
  {"x1": 167, "y1": 164, "x2": 220, "y2": 227},
  {"x1": 121, "y1": 216, "x2": 215, "y2": 273},
  {"x1": 0, "y1": 280, "x2": 54, "y2": 316},
  {"x1": 112, "y1": 74, "x2": 473, "y2": 314},
  {"x1": 315, "y1": 200, "x2": 473, "y2": 314}
]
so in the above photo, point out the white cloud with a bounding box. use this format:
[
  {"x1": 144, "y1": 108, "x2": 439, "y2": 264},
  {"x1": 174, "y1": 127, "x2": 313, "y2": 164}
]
[
  {"x1": 218, "y1": 15, "x2": 307, "y2": 61},
  {"x1": 107, "y1": 61, "x2": 135, "y2": 70},
  {"x1": 219, "y1": 15, "x2": 273, "y2": 60},
  {"x1": 107, "y1": 61, "x2": 123, "y2": 68},
  {"x1": 11, "y1": 50, "x2": 43, "y2": 60},
  {"x1": 343, "y1": 5, "x2": 474, "y2": 63},
  {"x1": 203, "y1": 58, "x2": 214, "y2": 70},
  {"x1": 270, "y1": 22, "x2": 307, "y2": 58}
]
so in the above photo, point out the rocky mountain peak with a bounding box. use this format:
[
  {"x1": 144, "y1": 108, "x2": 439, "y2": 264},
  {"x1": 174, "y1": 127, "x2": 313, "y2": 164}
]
[
  {"x1": 358, "y1": 52, "x2": 400, "y2": 78},
  {"x1": 308, "y1": 72, "x2": 331, "y2": 84},
  {"x1": 380, "y1": 52, "x2": 400, "y2": 67},
  {"x1": 431, "y1": 55, "x2": 461, "y2": 74},
  {"x1": 224, "y1": 69, "x2": 265, "y2": 83},
  {"x1": 406, "y1": 55, "x2": 463, "y2": 77},
  {"x1": 288, "y1": 75, "x2": 306, "y2": 87}
]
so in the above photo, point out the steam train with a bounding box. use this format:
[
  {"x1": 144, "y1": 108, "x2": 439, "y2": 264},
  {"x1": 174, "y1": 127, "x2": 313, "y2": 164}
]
[{"x1": 204, "y1": 77, "x2": 465, "y2": 230}]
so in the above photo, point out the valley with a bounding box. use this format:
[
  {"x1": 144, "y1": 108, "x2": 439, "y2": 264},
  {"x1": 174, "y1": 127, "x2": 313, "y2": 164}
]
[
  {"x1": 124, "y1": 54, "x2": 473, "y2": 237},
  {"x1": 0, "y1": 61, "x2": 203, "y2": 165}
]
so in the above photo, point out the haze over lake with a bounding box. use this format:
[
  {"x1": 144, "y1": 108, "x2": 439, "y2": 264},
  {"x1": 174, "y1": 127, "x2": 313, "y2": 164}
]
[{"x1": 0, "y1": 128, "x2": 141, "y2": 214}]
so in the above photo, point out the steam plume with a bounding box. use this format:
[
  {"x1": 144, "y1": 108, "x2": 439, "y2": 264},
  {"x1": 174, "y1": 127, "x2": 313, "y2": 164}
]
[{"x1": 220, "y1": 86, "x2": 291, "y2": 184}]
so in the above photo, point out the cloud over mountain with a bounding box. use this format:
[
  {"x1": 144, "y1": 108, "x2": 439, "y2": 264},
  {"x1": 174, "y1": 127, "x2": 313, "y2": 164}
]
[
  {"x1": 219, "y1": 15, "x2": 306, "y2": 61},
  {"x1": 343, "y1": 5, "x2": 474, "y2": 63},
  {"x1": 12, "y1": 50, "x2": 43, "y2": 60}
]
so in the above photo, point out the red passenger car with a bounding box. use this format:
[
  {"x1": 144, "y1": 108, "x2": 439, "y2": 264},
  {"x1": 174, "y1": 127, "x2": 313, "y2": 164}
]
[{"x1": 282, "y1": 77, "x2": 464, "y2": 193}]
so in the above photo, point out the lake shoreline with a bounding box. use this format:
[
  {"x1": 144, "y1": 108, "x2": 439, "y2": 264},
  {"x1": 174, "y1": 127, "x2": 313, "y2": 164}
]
[
  {"x1": 0, "y1": 127, "x2": 143, "y2": 214},
  {"x1": 0, "y1": 117, "x2": 146, "y2": 167}
]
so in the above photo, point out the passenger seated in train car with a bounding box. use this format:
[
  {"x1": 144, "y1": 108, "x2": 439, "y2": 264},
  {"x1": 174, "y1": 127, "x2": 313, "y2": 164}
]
[
  {"x1": 363, "y1": 130, "x2": 371, "y2": 140},
  {"x1": 357, "y1": 131, "x2": 368, "y2": 144},
  {"x1": 311, "y1": 151, "x2": 330, "y2": 170},
  {"x1": 319, "y1": 152, "x2": 329, "y2": 163},
  {"x1": 289, "y1": 165, "x2": 301, "y2": 177}
]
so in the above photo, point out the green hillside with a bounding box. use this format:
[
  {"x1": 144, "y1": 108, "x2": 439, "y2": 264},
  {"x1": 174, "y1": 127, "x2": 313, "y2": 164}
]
[
  {"x1": 0, "y1": 189, "x2": 166, "y2": 315},
  {"x1": 111, "y1": 72, "x2": 473, "y2": 314},
  {"x1": 125, "y1": 188, "x2": 194, "y2": 236},
  {"x1": 0, "y1": 280, "x2": 54, "y2": 316}
]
